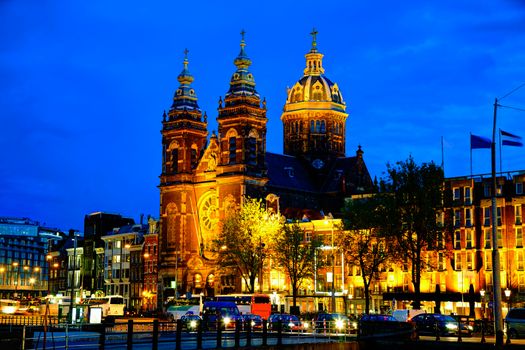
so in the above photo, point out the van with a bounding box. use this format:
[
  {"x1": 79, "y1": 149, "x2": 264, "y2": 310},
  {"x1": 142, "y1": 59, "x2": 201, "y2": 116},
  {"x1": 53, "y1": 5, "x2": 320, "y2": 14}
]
[
  {"x1": 202, "y1": 301, "x2": 241, "y2": 330},
  {"x1": 505, "y1": 308, "x2": 525, "y2": 338},
  {"x1": 392, "y1": 309, "x2": 426, "y2": 322}
]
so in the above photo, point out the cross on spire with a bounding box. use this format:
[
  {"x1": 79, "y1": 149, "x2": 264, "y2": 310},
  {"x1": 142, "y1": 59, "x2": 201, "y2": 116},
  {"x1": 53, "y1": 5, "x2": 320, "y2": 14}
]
[
  {"x1": 310, "y1": 28, "x2": 318, "y2": 50},
  {"x1": 240, "y1": 29, "x2": 246, "y2": 41},
  {"x1": 184, "y1": 48, "x2": 189, "y2": 58}
]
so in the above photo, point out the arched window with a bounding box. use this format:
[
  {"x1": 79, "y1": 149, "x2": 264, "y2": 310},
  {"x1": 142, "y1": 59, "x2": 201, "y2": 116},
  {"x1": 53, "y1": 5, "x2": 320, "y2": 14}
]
[
  {"x1": 191, "y1": 144, "x2": 198, "y2": 169},
  {"x1": 320, "y1": 120, "x2": 326, "y2": 133},
  {"x1": 245, "y1": 137, "x2": 257, "y2": 165},
  {"x1": 310, "y1": 120, "x2": 315, "y2": 132},
  {"x1": 316, "y1": 120, "x2": 321, "y2": 133},
  {"x1": 229, "y1": 137, "x2": 236, "y2": 164}
]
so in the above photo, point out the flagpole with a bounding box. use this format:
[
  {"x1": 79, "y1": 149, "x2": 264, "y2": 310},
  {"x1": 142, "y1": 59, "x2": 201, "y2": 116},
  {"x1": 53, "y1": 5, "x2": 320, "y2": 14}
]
[
  {"x1": 491, "y1": 97, "x2": 504, "y2": 348},
  {"x1": 469, "y1": 133, "x2": 473, "y2": 178}
]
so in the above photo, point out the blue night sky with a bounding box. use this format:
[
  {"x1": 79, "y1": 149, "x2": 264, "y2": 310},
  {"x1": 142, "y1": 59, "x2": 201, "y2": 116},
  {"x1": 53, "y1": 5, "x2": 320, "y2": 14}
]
[{"x1": 1, "y1": 1, "x2": 525, "y2": 232}]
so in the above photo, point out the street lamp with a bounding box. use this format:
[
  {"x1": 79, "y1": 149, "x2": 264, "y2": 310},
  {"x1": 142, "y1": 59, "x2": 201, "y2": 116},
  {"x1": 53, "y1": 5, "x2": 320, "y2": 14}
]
[
  {"x1": 324, "y1": 216, "x2": 336, "y2": 313},
  {"x1": 13, "y1": 262, "x2": 19, "y2": 298},
  {"x1": 480, "y1": 289, "x2": 486, "y2": 318},
  {"x1": 505, "y1": 288, "x2": 511, "y2": 313}
]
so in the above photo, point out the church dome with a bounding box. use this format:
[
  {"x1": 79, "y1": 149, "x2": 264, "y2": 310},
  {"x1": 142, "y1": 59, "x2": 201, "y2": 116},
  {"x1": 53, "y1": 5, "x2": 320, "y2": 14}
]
[{"x1": 284, "y1": 31, "x2": 345, "y2": 112}]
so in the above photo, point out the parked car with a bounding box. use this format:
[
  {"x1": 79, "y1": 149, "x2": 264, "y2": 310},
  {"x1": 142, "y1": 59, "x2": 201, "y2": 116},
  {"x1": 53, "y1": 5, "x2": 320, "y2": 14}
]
[
  {"x1": 268, "y1": 313, "x2": 304, "y2": 332},
  {"x1": 314, "y1": 313, "x2": 354, "y2": 333},
  {"x1": 180, "y1": 312, "x2": 202, "y2": 332},
  {"x1": 411, "y1": 313, "x2": 468, "y2": 336},
  {"x1": 505, "y1": 308, "x2": 525, "y2": 338},
  {"x1": 359, "y1": 313, "x2": 415, "y2": 340},
  {"x1": 202, "y1": 301, "x2": 242, "y2": 330},
  {"x1": 241, "y1": 313, "x2": 263, "y2": 330}
]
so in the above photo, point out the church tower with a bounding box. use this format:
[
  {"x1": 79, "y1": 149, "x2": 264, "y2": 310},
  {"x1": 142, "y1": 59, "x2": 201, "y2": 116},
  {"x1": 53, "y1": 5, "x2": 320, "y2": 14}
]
[
  {"x1": 159, "y1": 50, "x2": 208, "y2": 293},
  {"x1": 281, "y1": 29, "x2": 348, "y2": 170},
  {"x1": 216, "y1": 31, "x2": 268, "y2": 196}
]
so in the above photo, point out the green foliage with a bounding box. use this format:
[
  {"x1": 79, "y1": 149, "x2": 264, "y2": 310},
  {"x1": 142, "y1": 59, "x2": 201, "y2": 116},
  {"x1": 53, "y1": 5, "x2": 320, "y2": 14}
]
[
  {"x1": 382, "y1": 156, "x2": 446, "y2": 309},
  {"x1": 341, "y1": 195, "x2": 396, "y2": 314},
  {"x1": 213, "y1": 197, "x2": 283, "y2": 293},
  {"x1": 271, "y1": 223, "x2": 324, "y2": 306}
]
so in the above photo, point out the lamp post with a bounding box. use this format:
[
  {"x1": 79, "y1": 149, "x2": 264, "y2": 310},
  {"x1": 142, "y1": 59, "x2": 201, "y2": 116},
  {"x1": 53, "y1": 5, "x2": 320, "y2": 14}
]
[
  {"x1": 46, "y1": 255, "x2": 52, "y2": 295},
  {"x1": 504, "y1": 288, "x2": 511, "y2": 313},
  {"x1": 13, "y1": 262, "x2": 19, "y2": 298},
  {"x1": 324, "y1": 216, "x2": 336, "y2": 313},
  {"x1": 69, "y1": 233, "x2": 78, "y2": 323}
]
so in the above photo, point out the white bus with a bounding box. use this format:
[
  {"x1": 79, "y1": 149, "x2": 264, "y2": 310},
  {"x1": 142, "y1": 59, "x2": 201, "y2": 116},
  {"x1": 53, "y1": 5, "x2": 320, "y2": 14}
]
[
  {"x1": 82, "y1": 295, "x2": 126, "y2": 318},
  {"x1": 0, "y1": 299, "x2": 20, "y2": 314}
]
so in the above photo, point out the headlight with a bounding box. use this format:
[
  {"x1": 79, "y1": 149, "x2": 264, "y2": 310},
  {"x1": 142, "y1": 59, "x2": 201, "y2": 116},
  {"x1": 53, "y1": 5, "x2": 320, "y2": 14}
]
[
  {"x1": 189, "y1": 320, "x2": 197, "y2": 328},
  {"x1": 288, "y1": 322, "x2": 294, "y2": 328},
  {"x1": 445, "y1": 323, "x2": 458, "y2": 330},
  {"x1": 352, "y1": 321, "x2": 358, "y2": 329},
  {"x1": 251, "y1": 320, "x2": 255, "y2": 326},
  {"x1": 223, "y1": 317, "x2": 231, "y2": 325},
  {"x1": 303, "y1": 321, "x2": 309, "y2": 329},
  {"x1": 335, "y1": 319, "x2": 344, "y2": 330}
]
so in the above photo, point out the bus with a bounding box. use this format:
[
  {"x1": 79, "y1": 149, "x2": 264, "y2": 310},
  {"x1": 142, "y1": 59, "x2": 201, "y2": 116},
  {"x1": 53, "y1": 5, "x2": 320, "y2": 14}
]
[
  {"x1": 213, "y1": 294, "x2": 271, "y2": 319},
  {"x1": 0, "y1": 299, "x2": 20, "y2": 314},
  {"x1": 81, "y1": 295, "x2": 126, "y2": 318}
]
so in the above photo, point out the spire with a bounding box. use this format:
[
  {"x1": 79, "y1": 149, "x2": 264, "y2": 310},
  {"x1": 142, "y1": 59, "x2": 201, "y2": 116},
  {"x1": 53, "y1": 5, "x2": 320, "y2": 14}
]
[
  {"x1": 226, "y1": 30, "x2": 258, "y2": 99},
  {"x1": 234, "y1": 29, "x2": 252, "y2": 69},
  {"x1": 304, "y1": 28, "x2": 324, "y2": 76},
  {"x1": 171, "y1": 49, "x2": 200, "y2": 112}
]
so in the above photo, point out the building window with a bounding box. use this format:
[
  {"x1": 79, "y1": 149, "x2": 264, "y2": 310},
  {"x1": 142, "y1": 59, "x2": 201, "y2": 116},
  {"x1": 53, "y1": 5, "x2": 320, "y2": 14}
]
[
  {"x1": 191, "y1": 147, "x2": 198, "y2": 169},
  {"x1": 229, "y1": 137, "x2": 236, "y2": 164},
  {"x1": 246, "y1": 137, "x2": 257, "y2": 165},
  {"x1": 486, "y1": 273, "x2": 493, "y2": 290},
  {"x1": 454, "y1": 210, "x2": 461, "y2": 228},
  {"x1": 518, "y1": 251, "x2": 524, "y2": 271},
  {"x1": 438, "y1": 252, "x2": 445, "y2": 271},
  {"x1": 466, "y1": 229, "x2": 473, "y2": 249},
  {"x1": 497, "y1": 207, "x2": 502, "y2": 226},
  {"x1": 453, "y1": 188, "x2": 460, "y2": 201},
  {"x1": 484, "y1": 184, "x2": 491, "y2": 197},
  {"x1": 485, "y1": 252, "x2": 492, "y2": 270},
  {"x1": 465, "y1": 187, "x2": 471, "y2": 204},
  {"x1": 519, "y1": 274, "x2": 525, "y2": 293},
  {"x1": 466, "y1": 252, "x2": 474, "y2": 270},
  {"x1": 516, "y1": 205, "x2": 523, "y2": 225},
  {"x1": 455, "y1": 252, "x2": 463, "y2": 270},
  {"x1": 454, "y1": 230, "x2": 461, "y2": 249},
  {"x1": 484, "y1": 207, "x2": 491, "y2": 226},
  {"x1": 171, "y1": 148, "x2": 179, "y2": 173},
  {"x1": 498, "y1": 228, "x2": 503, "y2": 248},
  {"x1": 517, "y1": 228, "x2": 523, "y2": 248},
  {"x1": 517, "y1": 182, "x2": 524, "y2": 195},
  {"x1": 465, "y1": 208, "x2": 472, "y2": 227}
]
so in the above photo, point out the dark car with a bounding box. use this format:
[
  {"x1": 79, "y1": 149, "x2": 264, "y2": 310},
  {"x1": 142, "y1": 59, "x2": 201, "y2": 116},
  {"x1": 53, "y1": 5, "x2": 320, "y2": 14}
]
[
  {"x1": 268, "y1": 313, "x2": 303, "y2": 332},
  {"x1": 411, "y1": 313, "x2": 461, "y2": 336},
  {"x1": 314, "y1": 313, "x2": 354, "y2": 333},
  {"x1": 358, "y1": 314, "x2": 415, "y2": 340},
  {"x1": 202, "y1": 301, "x2": 242, "y2": 330},
  {"x1": 505, "y1": 308, "x2": 525, "y2": 338},
  {"x1": 180, "y1": 313, "x2": 202, "y2": 332},
  {"x1": 241, "y1": 313, "x2": 263, "y2": 330}
]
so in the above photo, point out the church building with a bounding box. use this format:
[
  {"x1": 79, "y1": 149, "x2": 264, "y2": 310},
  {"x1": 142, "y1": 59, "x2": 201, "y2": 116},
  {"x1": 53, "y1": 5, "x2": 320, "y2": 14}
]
[{"x1": 158, "y1": 31, "x2": 374, "y2": 301}]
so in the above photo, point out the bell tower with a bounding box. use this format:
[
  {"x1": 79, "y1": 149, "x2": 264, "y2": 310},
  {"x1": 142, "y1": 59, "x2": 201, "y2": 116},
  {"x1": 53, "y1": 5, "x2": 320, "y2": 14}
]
[
  {"x1": 159, "y1": 50, "x2": 208, "y2": 289},
  {"x1": 217, "y1": 31, "x2": 268, "y2": 182}
]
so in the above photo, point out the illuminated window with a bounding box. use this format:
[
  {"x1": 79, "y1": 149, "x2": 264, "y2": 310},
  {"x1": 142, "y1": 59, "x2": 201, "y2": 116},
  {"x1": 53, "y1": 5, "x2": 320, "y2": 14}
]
[
  {"x1": 497, "y1": 228, "x2": 503, "y2": 248},
  {"x1": 453, "y1": 188, "x2": 460, "y2": 201},
  {"x1": 465, "y1": 187, "x2": 471, "y2": 204},
  {"x1": 519, "y1": 273, "x2": 525, "y2": 293},
  {"x1": 516, "y1": 205, "x2": 523, "y2": 225},
  {"x1": 455, "y1": 252, "x2": 463, "y2": 270},
  {"x1": 454, "y1": 210, "x2": 461, "y2": 227},
  {"x1": 485, "y1": 252, "x2": 492, "y2": 270},
  {"x1": 517, "y1": 251, "x2": 524, "y2": 271},
  {"x1": 517, "y1": 228, "x2": 523, "y2": 248},
  {"x1": 466, "y1": 252, "x2": 473, "y2": 270},
  {"x1": 454, "y1": 230, "x2": 461, "y2": 249},
  {"x1": 438, "y1": 252, "x2": 445, "y2": 271},
  {"x1": 466, "y1": 229, "x2": 473, "y2": 249}
]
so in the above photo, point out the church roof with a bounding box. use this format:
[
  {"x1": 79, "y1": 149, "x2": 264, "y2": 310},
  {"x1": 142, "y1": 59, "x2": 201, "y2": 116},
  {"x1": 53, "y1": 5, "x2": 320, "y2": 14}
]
[{"x1": 265, "y1": 152, "x2": 316, "y2": 192}]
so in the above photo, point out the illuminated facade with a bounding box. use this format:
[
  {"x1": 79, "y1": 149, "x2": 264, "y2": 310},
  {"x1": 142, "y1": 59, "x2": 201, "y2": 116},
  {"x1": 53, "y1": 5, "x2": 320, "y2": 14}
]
[
  {"x1": 158, "y1": 31, "x2": 373, "y2": 303},
  {"x1": 342, "y1": 171, "x2": 525, "y2": 316}
]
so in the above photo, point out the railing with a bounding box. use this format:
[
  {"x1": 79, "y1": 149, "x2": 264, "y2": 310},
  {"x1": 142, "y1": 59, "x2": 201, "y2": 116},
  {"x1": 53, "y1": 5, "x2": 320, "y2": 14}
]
[{"x1": 0, "y1": 317, "x2": 355, "y2": 350}]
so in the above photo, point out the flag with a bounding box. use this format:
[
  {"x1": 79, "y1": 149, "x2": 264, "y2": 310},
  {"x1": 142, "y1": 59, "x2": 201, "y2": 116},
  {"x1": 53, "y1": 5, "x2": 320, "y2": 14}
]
[
  {"x1": 500, "y1": 129, "x2": 523, "y2": 147},
  {"x1": 470, "y1": 133, "x2": 491, "y2": 149}
]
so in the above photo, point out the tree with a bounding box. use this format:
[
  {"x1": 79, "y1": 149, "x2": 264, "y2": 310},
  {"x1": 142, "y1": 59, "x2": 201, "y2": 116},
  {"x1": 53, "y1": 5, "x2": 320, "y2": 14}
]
[
  {"x1": 271, "y1": 223, "x2": 324, "y2": 309},
  {"x1": 340, "y1": 195, "x2": 396, "y2": 314},
  {"x1": 214, "y1": 197, "x2": 283, "y2": 293},
  {"x1": 382, "y1": 156, "x2": 446, "y2": 309}
]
